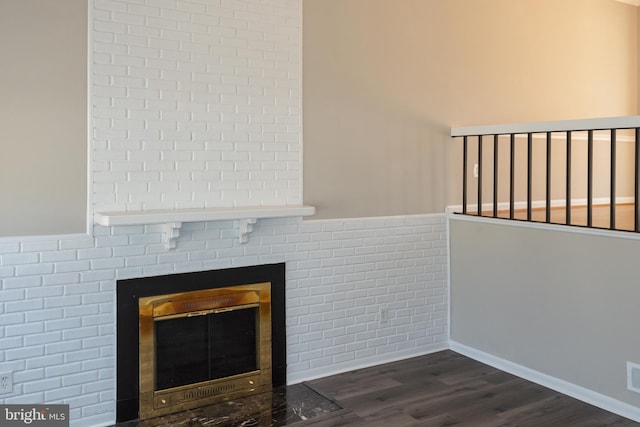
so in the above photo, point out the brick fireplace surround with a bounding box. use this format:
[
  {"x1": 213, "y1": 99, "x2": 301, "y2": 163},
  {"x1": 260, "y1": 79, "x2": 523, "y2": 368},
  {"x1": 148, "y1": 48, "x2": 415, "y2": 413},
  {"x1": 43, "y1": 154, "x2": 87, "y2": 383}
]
[{"x1": 0, "y1": 1, "x2": 448, "y2": 426}]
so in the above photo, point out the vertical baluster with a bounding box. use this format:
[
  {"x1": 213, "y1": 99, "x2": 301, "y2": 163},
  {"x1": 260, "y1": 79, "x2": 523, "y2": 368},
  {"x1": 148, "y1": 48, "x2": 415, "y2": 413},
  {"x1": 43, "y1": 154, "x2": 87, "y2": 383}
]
[
  {"x1": 610, "y1": 129, "x2": 616, "y2": 230},
  {"x1": 478, "y1": 135, "x2": 483, "y2": 216},
  {"x1": 633, "y1": 128, "x2": 640, "y2": 233},
  {"x1": 566, "y1": 131, "x2": 572, "y2": 225},
  {"x1": 527, "y1": 133, "x2": 532, "y2": 221},
  {"x1": 587, "y1": 130, "x2": 593, "y2": 228},
  {"x1": 636, "y1": 128, "x2": 640, "y2": 232},
  {"x1": 546, "y1": 132, "x2": 551, "y2": 223},
  {"x1": 493, "y1": 134, "x2": 499, "y2": 218},
  {"x1": 463, "y1": 136, "x2": 468, "y2": 215},
  {"x1": 510, "y1": 134, "x2": 515, "y2": 219}
]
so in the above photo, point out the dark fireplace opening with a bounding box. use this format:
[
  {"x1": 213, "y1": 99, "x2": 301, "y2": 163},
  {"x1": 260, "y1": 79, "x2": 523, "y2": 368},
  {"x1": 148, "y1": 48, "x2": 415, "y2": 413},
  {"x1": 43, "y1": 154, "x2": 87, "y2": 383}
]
[
  {"x1": 116, "y1": 263, "x2": 286, "y2": 423},
  {"x1": 155, "y1": 308, "x2": 258, "y2": 390}
]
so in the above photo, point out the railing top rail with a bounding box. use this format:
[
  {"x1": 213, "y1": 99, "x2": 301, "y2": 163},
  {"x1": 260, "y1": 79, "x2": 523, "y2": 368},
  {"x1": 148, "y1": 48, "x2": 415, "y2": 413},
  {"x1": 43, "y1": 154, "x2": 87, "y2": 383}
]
[{"x1": 451, "y1": 115, "x2": 640, "y2": 137}]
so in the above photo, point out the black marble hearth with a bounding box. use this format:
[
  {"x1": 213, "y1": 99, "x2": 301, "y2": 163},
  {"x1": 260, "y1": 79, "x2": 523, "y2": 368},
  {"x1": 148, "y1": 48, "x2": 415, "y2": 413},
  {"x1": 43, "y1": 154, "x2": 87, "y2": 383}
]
[{"x1": 111, "y1": 383, "x2": 342, "y2": 427}]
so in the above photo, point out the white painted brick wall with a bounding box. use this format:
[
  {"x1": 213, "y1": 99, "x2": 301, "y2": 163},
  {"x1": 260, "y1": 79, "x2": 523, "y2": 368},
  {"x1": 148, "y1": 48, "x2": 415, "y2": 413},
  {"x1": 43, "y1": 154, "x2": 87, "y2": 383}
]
[
  {"x1": 93, "y1": 0, "x2": 302, "y2": 212},
  {"x1": 0, "y1": 215, "x2": 448, "y2": 426},
  {"x1": 287, "y1": 216, "x2": 449, "y2": 382}
]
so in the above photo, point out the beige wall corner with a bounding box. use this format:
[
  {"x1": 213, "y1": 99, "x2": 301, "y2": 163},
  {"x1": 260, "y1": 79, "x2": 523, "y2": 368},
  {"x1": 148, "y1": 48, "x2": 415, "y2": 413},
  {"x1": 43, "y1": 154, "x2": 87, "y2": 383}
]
[{"x1": 303, "y1": 0, "x2": 639, "y2": 219}]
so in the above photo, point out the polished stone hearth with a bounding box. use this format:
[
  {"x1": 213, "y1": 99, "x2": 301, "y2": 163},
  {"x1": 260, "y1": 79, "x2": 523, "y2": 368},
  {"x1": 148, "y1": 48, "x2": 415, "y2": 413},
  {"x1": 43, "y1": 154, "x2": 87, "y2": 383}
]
[{"x1": 111, "y1": 384, "x2": 342, "y2": 427}]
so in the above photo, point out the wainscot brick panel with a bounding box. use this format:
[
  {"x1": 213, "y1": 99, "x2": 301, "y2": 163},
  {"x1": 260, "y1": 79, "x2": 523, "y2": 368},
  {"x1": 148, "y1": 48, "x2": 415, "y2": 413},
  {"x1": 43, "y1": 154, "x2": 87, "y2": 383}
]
[{"x1": 0, "y1": 215, "x2": 448, "y2": 426}]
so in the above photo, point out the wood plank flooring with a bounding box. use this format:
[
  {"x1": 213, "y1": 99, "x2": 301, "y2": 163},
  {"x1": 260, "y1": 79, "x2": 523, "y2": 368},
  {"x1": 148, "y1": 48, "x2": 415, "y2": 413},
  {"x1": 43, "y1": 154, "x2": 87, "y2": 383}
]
[{"x1": 303, "y1": 350, "x2": 640, "y2": 427}]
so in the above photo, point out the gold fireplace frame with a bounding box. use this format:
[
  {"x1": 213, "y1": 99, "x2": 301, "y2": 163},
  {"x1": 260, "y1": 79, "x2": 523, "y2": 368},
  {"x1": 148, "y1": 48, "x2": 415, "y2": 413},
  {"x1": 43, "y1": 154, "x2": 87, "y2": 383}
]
[{"x1": 138, "y1": 282, "x2": 272, "y2": 420}]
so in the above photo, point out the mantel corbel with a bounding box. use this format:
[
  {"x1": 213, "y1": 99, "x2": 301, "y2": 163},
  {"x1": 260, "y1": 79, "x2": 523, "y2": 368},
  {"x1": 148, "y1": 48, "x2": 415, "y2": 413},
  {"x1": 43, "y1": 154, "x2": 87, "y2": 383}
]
[
  {"x1": 235, "y1": 218, "x2": 257, "y2": 244},
  {"x1": 161, "y1": 222, "x2": 182, "y2": 250}
]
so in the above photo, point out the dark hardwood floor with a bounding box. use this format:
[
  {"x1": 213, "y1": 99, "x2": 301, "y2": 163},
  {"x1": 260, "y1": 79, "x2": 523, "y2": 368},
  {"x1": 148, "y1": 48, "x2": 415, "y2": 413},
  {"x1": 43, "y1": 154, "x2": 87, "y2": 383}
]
[
  {"x1": 113, "y1": 350, "x2": 639, "y2": 426},
  {"x1": 303, "y1": 350, "x2": 640, "y2": 427}
]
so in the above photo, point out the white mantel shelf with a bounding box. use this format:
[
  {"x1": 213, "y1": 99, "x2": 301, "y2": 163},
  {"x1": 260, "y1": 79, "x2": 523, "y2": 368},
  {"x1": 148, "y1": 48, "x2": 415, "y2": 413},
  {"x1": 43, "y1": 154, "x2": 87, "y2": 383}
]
[{"x1": 94, "y1": 205, "x2": 316, "y2": 249}]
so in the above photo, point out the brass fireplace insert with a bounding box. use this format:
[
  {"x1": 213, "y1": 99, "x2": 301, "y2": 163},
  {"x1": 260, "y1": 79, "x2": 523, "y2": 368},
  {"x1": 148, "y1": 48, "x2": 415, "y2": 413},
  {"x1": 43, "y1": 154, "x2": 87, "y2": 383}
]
[{"x1": 138, "y1": 282, "x2": 272, "y2": 420}]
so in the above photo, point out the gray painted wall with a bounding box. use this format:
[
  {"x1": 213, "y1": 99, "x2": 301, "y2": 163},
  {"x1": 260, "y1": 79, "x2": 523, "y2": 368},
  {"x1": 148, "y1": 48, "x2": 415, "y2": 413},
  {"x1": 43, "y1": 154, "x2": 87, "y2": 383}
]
[{"x1": 449, "y1": 218, "x2": 640, "y2": 408}]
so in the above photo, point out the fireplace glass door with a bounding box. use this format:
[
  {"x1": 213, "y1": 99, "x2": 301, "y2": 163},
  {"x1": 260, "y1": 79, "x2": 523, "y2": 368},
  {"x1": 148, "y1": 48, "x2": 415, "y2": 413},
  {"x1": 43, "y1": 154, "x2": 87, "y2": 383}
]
[
  {"x1": 155, "y1": 307, "x2": 258, "y2": 390},
  {"x1": 138, "y1": 283, "x2": 272, "y2": 420}
]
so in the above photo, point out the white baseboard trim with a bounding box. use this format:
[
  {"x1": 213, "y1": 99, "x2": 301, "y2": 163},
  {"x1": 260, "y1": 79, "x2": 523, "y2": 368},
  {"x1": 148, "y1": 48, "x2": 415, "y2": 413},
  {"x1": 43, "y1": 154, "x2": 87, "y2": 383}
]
[
  {"x1": 286, "y1": 343, "x2": 449, "y2": 385},
  {"x1": 449, "y1": 340, "x2": 640, "y2": 423}
]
